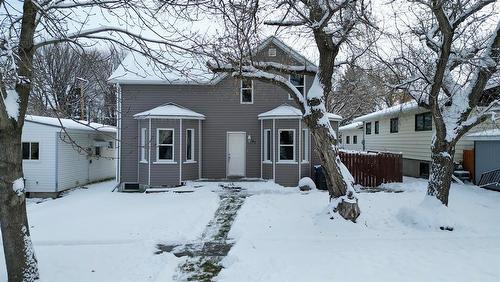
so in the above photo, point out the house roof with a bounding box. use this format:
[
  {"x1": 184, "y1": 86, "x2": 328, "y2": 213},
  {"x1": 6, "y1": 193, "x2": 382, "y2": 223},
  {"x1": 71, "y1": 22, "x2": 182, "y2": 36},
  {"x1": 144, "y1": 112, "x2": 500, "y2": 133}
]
[
  {"x1": 353, "y1": 101, "x2": 419, "y2": 122},
  {"x1": 109, "y1": 36, "x2": 316, "y2": 85},
  {"x1": 466, "y1": 129, "x2": 500, "y2": 141},
  {"x1": 25, "y1": 115, "x2": 116, "y2": 133},
  {"x1": 258, "y1": 104, "x2": 342, "y2": 121},
  {"x1": 133, "y1": 103, "x2": 206, "y2": 120},
  {"x1": 339, "y1": 121, "x2": 364, "y2": 131}
]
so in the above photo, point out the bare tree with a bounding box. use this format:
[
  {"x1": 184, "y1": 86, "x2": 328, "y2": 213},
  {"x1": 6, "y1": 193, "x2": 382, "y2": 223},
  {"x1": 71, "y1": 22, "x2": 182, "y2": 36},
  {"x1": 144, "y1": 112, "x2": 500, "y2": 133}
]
[
  {"x1": 389, "y1": 0, "x2": 499, "y2": 206},
  {"x1": 0, "y1": 1, "x2": 206, "y2": 280},
  {"x1": 206, "y1": 0, "x2": 376, "y2": 221}
]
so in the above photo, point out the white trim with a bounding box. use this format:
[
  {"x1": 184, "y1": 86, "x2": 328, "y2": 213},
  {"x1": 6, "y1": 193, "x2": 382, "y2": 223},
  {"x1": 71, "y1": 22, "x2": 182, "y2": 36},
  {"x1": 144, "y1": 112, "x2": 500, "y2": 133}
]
[
  {"x1": 240, "y1": 79, "x2": 254, "y2": 104},
  {"x1": 135, "y1": 115, "x2": 205, "y2": 120},
  {"x1": 198, "y1": 120, "x2": 202, "y2": 179},
  {"x1": 226, "y1": 131, "x2": 247, "y2": 177},
  {"x1": 179, "y1": 120, "x2": 183, "y2": 185},
  {"x1": 260, "y1": 120, "x2": 263, "y2": 179},
  {"x1": 140, "y1": 127, "x2": 147, "y2": 163},
  {"x1": 156, "y1": 128, "x2": 175, "y2": 162},
  {"x1": 263, "y1": 129, "x2": 272, "y2": 162},
  {"x1": 288, "y1": 74, "x2": 305, "y2": 100},
  {"x1": 272, "y1": 119, "x2": 276, "y2": 180},
  {"x1": 278, "y1": 129, "x2": 296, "y2": 162},
  {"x1": 148, "y1": 119, "x2": 151, "y2": 186},
  {"x1": 153, "y1": 161, "x2": 177, "y2": 164},
  {"x1": 298, "y1": 120, "x2": 301, "y2": 180},
  {"x1": 302, "y1": 128, "x2": 310, "y2": 163},
  {"x1": 186, "y1": 128, "x2": 195, "y2": 162},
  {"x1": 21, "y1": 141, "x2": 40, "y2": 161}
]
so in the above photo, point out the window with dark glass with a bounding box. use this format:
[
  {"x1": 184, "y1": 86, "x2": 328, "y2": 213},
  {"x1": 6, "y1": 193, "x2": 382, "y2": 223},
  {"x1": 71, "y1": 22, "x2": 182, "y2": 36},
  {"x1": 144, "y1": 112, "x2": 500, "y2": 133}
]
[
  {"x1": 157, "y1": 129, "x2": 174, "y2": 161},
  {"x1": 390, "y1": 118, "x2": 399, "y2": 133},
  {"x1": 375, "y1": 121, "x2": 379, "y2": 134},
  {"x1": 95, "y1": 147, "x2": 101, "y2": 157},
  {"x1": 240, "y1": 79, "x2": 253, "y2": 103},
  {"x1": 289, "y1": 74, "x2": 305, "y2": 98},
  {"x1": 264, "y1": 129, "x2": 271, "y2": 162},
  {"x1": 366, "y1": 122, "x2": 372, "y2": 135},
  {"x1": 22, "y1": 142, "x2": 39, "y2": 160},
  {"x1": 346, "y1": 136, "x2": 350, "y2": 144},
  {"x1": 302, "y1": 129, "x2": 309, "y2": 162},
  {"x1": 353, "y1": 135, "x2": 357, "y2": 144},
  {"x1": 279, "y1": 130, "x2": 295, "y2": 161},
  {"x1": 419, "y1": 162, "x2": 430, "y2": 178},
  {"x1": 186, "y1": 129, "x2": 194, "y2": 161},
  {"x1": 415, "y1": 112, "x2": 432, "y2": 131}
]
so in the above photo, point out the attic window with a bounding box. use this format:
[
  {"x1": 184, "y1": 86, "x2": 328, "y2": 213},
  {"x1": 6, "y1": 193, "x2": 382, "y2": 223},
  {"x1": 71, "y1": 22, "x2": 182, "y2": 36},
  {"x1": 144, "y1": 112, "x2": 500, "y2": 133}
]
[{"x1": 268, "y1": 48, "x2": 277, "y2": 57}]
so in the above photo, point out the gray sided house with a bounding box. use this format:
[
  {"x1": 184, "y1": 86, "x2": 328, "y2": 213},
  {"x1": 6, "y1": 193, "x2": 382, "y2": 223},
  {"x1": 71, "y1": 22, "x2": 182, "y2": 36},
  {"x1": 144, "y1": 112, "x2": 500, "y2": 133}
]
[{"x1": 110, "y1": 37, "x2": 341, "y2": 188}]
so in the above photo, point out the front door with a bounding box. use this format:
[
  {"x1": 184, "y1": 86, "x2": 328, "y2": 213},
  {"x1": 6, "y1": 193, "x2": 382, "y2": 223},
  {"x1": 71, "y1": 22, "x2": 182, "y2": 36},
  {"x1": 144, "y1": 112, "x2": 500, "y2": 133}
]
[{"x1": 227, "y1": 132, "x2": 246, "y2": 177}]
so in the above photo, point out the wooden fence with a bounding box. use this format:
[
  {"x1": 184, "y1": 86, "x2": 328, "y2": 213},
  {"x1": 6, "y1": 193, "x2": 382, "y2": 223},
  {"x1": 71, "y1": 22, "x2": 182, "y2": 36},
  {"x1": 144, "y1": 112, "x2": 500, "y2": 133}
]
[{"x1": 339, "y1": 151, "x2": 403, "y2": 187}]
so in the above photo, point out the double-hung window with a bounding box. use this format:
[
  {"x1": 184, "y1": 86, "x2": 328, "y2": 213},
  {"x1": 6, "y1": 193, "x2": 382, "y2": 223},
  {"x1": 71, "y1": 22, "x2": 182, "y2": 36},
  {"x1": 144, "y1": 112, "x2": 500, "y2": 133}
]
[
  {"x1": 289, "y1": 74, "x2": 305, "y2": 99},
  {"x1": 240, "y1": 79, "x2": 253, "y2": 104},
  {"x1": 375, "y1": 121, "x2": 379, "y2": 134},
  {"x1": 366, "y1": 122, "x2": 372, "y2": 135},
  {"x1": 157, "y1": 129, "x2": 174, "y2": 162},
  {"x1": 263, "y1": 129, "x2": 272, "y2": 162},
  {"x1": 140, "y1": 128, "x2": 147, "y2": 162},
  {"x1": 302, "y1": 129, "x2": 309, "y2": 162},
  {"x1": 186, "y1": 129, "x2": 195, "y2": 162},
  {"x1": 279, "y1": 130, "x2": 295, "y2": 162},
  {"x1": 390, "y1": 118, "x2": 399, "y2": 133},
  {"x1": 415, "y1": 112, "x2": 432, "y2": 131},
  {"x1": 22, "y1": 142, "x2": 39, "y2": 160},
  {"x1": 346, "y1": 136, "x2": 350, "y2": 144},
  {"x1": 353, "y1": 135, "x2": 357, "y2": 144}
]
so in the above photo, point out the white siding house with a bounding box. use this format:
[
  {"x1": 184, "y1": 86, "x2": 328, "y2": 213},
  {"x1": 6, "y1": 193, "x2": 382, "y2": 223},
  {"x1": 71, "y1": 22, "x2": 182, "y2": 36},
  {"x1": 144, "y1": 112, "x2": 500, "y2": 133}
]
[
  {"x1": 339, "y1": 122, "x2": 363, "y2": 151},
  {"x1": 22, "y1": 115, "x2": 116, "y2": 197}
]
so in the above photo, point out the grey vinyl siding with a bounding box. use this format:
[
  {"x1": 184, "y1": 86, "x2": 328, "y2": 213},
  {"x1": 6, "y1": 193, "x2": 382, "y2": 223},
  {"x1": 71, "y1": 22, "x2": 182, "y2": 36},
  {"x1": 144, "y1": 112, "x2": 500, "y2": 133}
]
[
  {"x1": 150, "y1": 119, "x2": 180, "y2": 186},
  {"x1": 119, "y1": 41, "x2": 326, "y2": 186},
  {"x1": 474, "y1": 141, "x2": 500, "y2": 182}
]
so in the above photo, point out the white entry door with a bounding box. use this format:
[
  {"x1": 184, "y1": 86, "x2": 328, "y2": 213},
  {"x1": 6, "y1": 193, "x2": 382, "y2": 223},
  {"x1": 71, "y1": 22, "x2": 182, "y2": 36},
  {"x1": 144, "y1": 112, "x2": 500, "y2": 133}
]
[{"x1": 227, "y1": 132, "x2": 246, "y2": 177}]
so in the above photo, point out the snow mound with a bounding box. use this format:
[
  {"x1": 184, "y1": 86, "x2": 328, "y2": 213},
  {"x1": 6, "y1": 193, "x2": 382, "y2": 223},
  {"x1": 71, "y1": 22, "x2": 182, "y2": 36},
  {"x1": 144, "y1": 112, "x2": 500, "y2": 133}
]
[
  {"x1": 397, "y1": 195, "x2": 457, "y2": 230},
  {"x1": 298, "y1": 177, "x2": 316, "y2": 190},
  {"x1": 12, "y1": 178, "x2": 24, "y2": 196}
]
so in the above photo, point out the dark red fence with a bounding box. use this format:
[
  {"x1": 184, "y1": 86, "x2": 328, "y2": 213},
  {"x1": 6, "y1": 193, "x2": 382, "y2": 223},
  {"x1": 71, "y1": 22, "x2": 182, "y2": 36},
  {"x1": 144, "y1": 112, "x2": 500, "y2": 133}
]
[{"x1": 339, "y1": 151, "x2": 403, "y2": 187}]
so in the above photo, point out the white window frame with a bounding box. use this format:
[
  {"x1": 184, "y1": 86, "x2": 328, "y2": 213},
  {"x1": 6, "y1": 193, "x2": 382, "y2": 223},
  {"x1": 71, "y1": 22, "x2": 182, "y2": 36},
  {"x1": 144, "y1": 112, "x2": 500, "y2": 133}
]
[
  {"x1": 240, "y1": 79, "x2": 253, "y2": 104},
  {"x1": 140, "y1": 128, "x2": 147, "y2": 163},
  {"x1": 302, "y1": 129, "x2": 309, "y2": 163},
  {"x1": 185, "y1": 128, "x2": 195, "y2": 163},
  {"x1": 22, "y1": 142, "x2": 40, "y2": 161},
  {"x1": 156, "y1": 128, "x2": 175, "y2": 163},
  {"x1": 288, "y1": 74, "x2": 305, "y2": 100},
  {"x1": 278, "y1": 129, "x2": 296, "y2": 163},
  {"x1": 263, "y1": 129, "x2": 272, "y2": 163}
]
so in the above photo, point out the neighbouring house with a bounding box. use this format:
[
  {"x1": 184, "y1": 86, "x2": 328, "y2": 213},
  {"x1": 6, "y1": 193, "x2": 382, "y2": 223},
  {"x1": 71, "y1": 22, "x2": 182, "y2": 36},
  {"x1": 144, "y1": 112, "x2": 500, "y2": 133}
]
[
  {"x1": 339, "y1": 101, "x2": 498, "y2": 179},
  {"x1": 465, "y1": 129, "x2": 500, "y2": 190},
  {"x1": 22, "y1": 115, "x2": 116, "y2": 197},
  {"x1": 338, "y1": 121, "x2": 363, "y2": 151},
  {"x1": 109, "y1": 36, "x2": 343, "y2": 189}
]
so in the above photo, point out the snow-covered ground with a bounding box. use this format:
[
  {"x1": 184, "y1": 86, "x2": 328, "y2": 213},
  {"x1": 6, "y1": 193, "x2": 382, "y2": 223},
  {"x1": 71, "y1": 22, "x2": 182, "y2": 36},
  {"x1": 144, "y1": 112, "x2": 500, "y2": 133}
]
[
  {"x1": 218, "y1": 178, "x2": 500, "y2": 282},
  {"x1": 1, "y1": 178, "x2": 499, "y2": 282},
  {"x1": 0, "y1": 180, "x2": 220, "y2": 282}
]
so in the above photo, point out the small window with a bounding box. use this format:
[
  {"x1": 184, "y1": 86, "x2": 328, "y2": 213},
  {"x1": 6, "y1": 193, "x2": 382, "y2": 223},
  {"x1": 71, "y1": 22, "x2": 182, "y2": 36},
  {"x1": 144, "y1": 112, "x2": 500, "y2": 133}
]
[
  {"x1": 264, "y1": 129, "x2": 272, "y2": 162},
  {"x1": 268, "y1": 48, "x2": 277, "y2": 57},
  {"x1": 302, "y1": 129, "x2": 309, "y2": 162},
  {"x1": 419, "y1": 162, "x2": 430, "y2": 178},
  {"x1": 140, "y1": 128, "x2": 147, "y2": 162},
  {"x1": 95, "y1": 147, "x2": 101, "y2": 157},
  {"x1": 240, "y1": 79, "x2": 253, "y2": 104},
  {"x1": 353, "y1": 135, "x2": 357, "y2": 144},
  {"x1": 186, "y1": 129, "x2": 195, "y2": 162},
  {"x1": 22, "y1": 142, "x2": 39, "y2": 160},
  {"x1": 390, "y1": 118, "x2": 399, "y2": 133},
  {"x1": 366, "y1": 122, "x2": 372, "y2": 135},
  {"x1": 346, "y1": 136, "x2": 350, "y2": 144},
  {"x1": 375, "y1": 121, "x2": 379, "y2": 134},
  {"x1": 107, "y1": 141, "x2": 114, "y2": 149},
  {"x1": 415, "y1": 112, "x2": 432, "y2": 131},
  {"x1": 278, "y1": 130, "x2": 295, "y2": 162},
  {"x1": 289, "y1": 74, "x2": 305, "y2": 99},
  {"x1": 157, "y1": 129, "x2": 174, "y2": 162}
]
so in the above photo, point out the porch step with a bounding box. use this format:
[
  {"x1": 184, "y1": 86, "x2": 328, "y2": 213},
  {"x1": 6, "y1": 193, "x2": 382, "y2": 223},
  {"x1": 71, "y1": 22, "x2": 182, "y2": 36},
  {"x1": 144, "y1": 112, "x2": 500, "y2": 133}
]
[{"x1": 453, "y1": 170, "x2": 471, "y2": 183}]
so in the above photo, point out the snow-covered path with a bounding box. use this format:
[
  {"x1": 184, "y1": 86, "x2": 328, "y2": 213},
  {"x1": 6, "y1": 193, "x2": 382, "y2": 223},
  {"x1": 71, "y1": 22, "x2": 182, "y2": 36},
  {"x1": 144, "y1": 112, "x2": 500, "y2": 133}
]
[{"x1": 217, "y1": 178, "x2": 500, "y2": 282}]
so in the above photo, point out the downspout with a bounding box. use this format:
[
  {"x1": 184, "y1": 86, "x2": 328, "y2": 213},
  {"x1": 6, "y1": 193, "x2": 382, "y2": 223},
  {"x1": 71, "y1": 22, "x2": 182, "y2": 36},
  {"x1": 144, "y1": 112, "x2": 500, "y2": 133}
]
[
  {"x1": 198, "y1": 119, "x2": 202, "y2": 180},
  {"x1": 179, "y1": 119, "x2": 183, "y2": 186},
  {"x1": 148, "y1": 118, "x2": 152, "y2": 187},
  {"x1": 115, "y1": 83, "x2": 121, "y2": 183},
  {"x1": 272, "y1": 119, "x2": 276, "y2": 181},
  {"x1": 260, "y1": 119, "x2": 263, "y2": 179},
  {"x1": 137, "y1": 120, "x2": 140, "y2": 182},
  {"x1": 362, "y1": 121, "x2": 366, "y2": 151},
  {"x1": 298, "y1": 119, "x2": 301, "y2": 182}
]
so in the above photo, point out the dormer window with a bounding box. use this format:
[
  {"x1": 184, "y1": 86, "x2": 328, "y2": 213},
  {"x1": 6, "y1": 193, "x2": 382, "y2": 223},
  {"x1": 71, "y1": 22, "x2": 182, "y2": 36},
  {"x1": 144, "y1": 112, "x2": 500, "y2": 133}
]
[
  {"x1": 289, "y1": 73, "x2": 305, "y2": 99},
  {"x1": 240, "y1": 79, "x2": 253, "y2": 104},
  {"x1": 268, "y1": 48, "x2": 277, "y2": 57}
]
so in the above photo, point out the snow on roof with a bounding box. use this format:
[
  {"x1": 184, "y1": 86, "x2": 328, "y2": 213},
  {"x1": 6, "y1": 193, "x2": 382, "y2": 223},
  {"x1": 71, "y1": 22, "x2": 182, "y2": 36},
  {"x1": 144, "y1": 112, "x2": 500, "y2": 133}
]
[
  {"x1": 353, "y1": 101, "x2": 419, "y2": 122},
  {"x1": 466, "y1": 129, "x2": 500, "y2": 140},
  {"x1": 108, "y1": 52, "x2": 222, "y2": 85},
  {"x1": 133, "y1": 103, "x2": 206, "y2": 120},
  {"x1": 25, "y1": 115, "x2": 116, "y2": 133},
  {"x1": 339, "y1": 121, "x2": 363, "y2": 131},
  {"x1": 258, "y1": 104, "x2": 341, "y2": 120}
]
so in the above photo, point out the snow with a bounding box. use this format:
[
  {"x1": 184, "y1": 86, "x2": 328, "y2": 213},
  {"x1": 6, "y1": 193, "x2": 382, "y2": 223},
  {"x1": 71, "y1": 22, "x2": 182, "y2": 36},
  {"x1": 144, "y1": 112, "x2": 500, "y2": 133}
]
[
  {"x1": 258, "y1": 104, "x2": 341, "y2": 121},
  {"x1": 134, "y1": 103, "x2": 206, "y2": 120},
  {"x1": 3, "y1": 89, "x2": 19, "y2": 121},
  {"x1": 353, "y1": 100, "x2": 419, "y2": 122},
  {"x1": 25, "y1": 115, "x2": 116, "y2": 133},
  {"x1": 466, "y1": 128, "x2": 500, "y2": 140},
  {"x1": 12, "y1": 177, "x2": 24, "y2": 196},
  {"x1": 298, "y1": 177, "x2": 316, "y2": 189},
  {"x1": 338, "y1": 121, "x2": 363, "y2": 131},
  {"x1": 0, "y1": 180, "x2": 219, "y2": 282},
  {"x1": 217, "y1": 177, "x2": 500, "y2": 282}
]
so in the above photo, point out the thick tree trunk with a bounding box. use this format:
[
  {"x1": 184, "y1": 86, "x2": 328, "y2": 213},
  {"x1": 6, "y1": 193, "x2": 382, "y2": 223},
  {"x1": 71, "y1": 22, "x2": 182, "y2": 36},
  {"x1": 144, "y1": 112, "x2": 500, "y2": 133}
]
[
  {"x1": 0, "y1": 124, "x2": 39, "y2": 281},
  {"x1": 427, "y1": 138, "x2": 456, "y2": 206}
]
